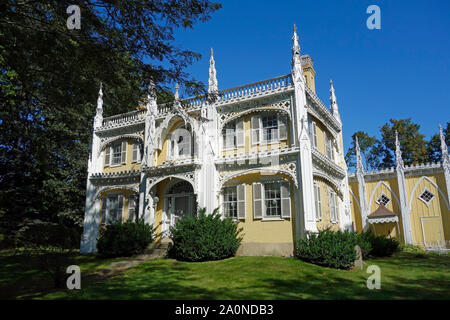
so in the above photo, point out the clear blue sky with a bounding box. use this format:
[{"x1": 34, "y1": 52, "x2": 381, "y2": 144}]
[{"x1": 172, "y1": 0, "x2": 450, "y2": 152}]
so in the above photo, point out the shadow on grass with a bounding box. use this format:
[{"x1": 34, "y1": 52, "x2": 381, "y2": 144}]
[{"x1": 2, "y1": 252, "x2": 449, "y2": 300}]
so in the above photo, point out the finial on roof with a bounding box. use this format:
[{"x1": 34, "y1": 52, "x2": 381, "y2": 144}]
[
  {"x1": 175, "y1": 83, "x2": 179, "y2": 100},
  {"x1": 208, "y1": 47, "x2": 218, "y2": 94}
]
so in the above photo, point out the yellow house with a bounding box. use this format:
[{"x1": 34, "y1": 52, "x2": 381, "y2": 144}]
[{"x1": 80, "y1": 25, "x2": 450, "y2": 255}]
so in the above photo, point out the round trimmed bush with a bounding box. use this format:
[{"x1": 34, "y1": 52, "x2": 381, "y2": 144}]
[
  {"x1": 97, "y1": 219, "x2": 154, "y2": 258},
  {"x1": 295, "y1": 229, "x2": 370, "y2": 269},
  {"x1": 169, "y1": 208, "x2": 243, "y2": 262}
]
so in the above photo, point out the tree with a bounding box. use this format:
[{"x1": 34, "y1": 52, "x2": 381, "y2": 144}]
[
  {"x1": 427, "y1": 122, "x2": 450, "y2": 162},
  {"x1": 378, "y1": 119, "x2": 429, "y2": 168},
  {"x1": 345, "y1": 131, "x2": 382, "y2": 172},
  {"x1": 0, "y1": 1, "x2": 221, "y2": 246}
]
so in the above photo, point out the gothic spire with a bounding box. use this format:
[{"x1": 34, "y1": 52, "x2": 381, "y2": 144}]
[
  {"x1": 208, "y1": 48, "x2": 218, "y2": 94},
  {"x1": 330, "y1": 79, "x2": 340, "y2": 121},
  {"x1": 175, "y1": 83, "x2": 180, "y2": 100},
  {"x1": 96, "y1": 82, "x2": 103, "y2": 116},
  {"x1": 356, "y1": 136, "x2": 364, "y2": 173},
  {"x1": 291, "y1": 23, "x2": 304, "y2": 83},
  {"x1": 395, "y1": 131, "x2": 404, "y2": 169},
  {"x1": 146, "y1": 80, "x2": 157, "y2": 115},
  {"x1": 440, "y1": 124, "x2": 448, "y2": 157}
]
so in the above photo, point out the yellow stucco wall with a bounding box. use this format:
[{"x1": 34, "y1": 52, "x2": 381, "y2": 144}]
[
  {"x1": 405, "y1": 174, "x2": 449, "y2": 246},
  {"x1": 229, "y1": 172, "x2": 295, "y2": 244}
]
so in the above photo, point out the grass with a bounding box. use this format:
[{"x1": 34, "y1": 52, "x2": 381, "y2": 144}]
[{"x1": 1, "y1": 249, "x2": 449, "y2": 300}]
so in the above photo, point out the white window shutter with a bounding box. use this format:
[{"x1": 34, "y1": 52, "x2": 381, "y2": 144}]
[
  {"x1": 278, "y1": 115, "x2": 287, "y2": 140},
  {"x1": 132, "y1": 143, "x2": 138, "y2": 162},
  {"x1": 236, "y1": 119, "x2": 244, "y2": 147},
  {"x1": 281, "y1": 181, "x2": 291, "y2": 218},
  {"x1": 100, "y1": 198, "x2": 107, "y2": 224},
  {"x1": 314, "y1": 183, "x2": 322, "y2": 220},
  {"x1": 128, "y1": 197, "x2": 135, "y2": 222},
  {"x1": 121, "y1": 141, "x2": 127, "y2": 164},
  {"x1": 117, "y1": 195, "x2": 124, "y2": 222},
  {"x1": 251, "y1": 115, "x2": 261, "y2": 145},
  {"x1": 237, "y1": 184, "x2": 246, "y2": 220},
  {"x1": 105, "y1": 146, "x2": 111, "y2": 166},
  {"x1": 253, "y1": 183, "x2": 263, "y2": 219}
]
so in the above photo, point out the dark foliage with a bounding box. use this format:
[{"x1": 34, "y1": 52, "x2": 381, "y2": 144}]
[
  {"x1": 97, "y1": 219, "x2": 154, "y2": 258},
  {"x1": 359, "y1": 231, "x2": 399, "y2": 257},
  {"x1": 169, "y1": 208, "x2": 243, "y2": 262},
  {"x1": 0, "y1": 1, "x2": 221, "y2": 247}
]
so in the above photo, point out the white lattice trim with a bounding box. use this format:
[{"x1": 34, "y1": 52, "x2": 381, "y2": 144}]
[
  {"x1": 368, "y1": 216, "x2": 399, "y2": 224},
  {"x1": 94, "y1": 185, "x2": 139, "y2": 200},
  {"x1": 219, "y1": 162, "x2": 298, "y2": 189},
  {"x1": 98, "y1": 134, "x2": 143, "y2": 156}
]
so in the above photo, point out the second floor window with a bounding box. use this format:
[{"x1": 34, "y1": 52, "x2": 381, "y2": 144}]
[
  {"x1": 325, "y1": 132, "x2": 335, "y2": 160},
  {"x1": 222, "y1": 120, "x2": 244, "y2": 150},
  {"x1": 167, "y1": 125, "x2": 192, "y2": 160},
  {"x1": 105, "y1": 141, "x2": 127, "y2": 166},
  {"x1": 251, "y1": 114, "x2": 287, "y2": 145}
]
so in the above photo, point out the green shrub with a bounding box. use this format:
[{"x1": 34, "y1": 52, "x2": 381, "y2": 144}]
[
  {"x1": 169, "y1": 208, "x2": 243, "y2": 262},
  {"x1": 295, "y1": 229, "x2": 363, "y2": 269},
  {"x1": 399, "y1": 244, "x2": 425, "y2": 254},
  {"x1": 359, "y1": 231, "x2": 399, "y2": 257},
  {"x1": 97, "y1": 219, "x2": 154, "y2": 258}
]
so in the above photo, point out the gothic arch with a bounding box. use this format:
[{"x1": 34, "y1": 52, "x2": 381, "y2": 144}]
[
  {"x1": 98, "y1": 134, "x2": 143, "y2": 156},
  {"x1": 312, "y1": 171, "x2": 343, "y2": 199},
  {"x1": 219, "y1": 106, "x2": 291, "y2": 132},
  {"x1": 408, "y1": 176, "x2": 450, "y2": 210},
  {"x1": 155, "y1": 113, "x2": 198, "y2": 150},
  {"x1": 219, "y1": 166, "x2": 297, "y2": 190},
  {"x1": 368, "y1": 181, "x2": 400, "y2": 212},
  {"x1": 94, "y1": 185, "x2": 139, "y2": 200}
]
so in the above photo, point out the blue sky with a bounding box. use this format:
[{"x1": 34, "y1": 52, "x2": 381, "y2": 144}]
[{"x1": 172, "y1": 0, "x2": 450, "y2": 152}]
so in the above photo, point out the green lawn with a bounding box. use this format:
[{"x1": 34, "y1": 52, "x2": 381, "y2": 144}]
[{"x1": 1, "y1": 250, "x2": 449, "y2": 299}]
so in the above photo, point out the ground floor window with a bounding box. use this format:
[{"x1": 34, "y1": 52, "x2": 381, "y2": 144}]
[
  {"x1": 223, "y1": 186, "x2": 237, "y2": 218},
  {"x1": 253, "y1": 180, "x2": 291, "y2": 219},
  {"x1": 100, "y1": 194, "x2": 124, "y2": 224}
]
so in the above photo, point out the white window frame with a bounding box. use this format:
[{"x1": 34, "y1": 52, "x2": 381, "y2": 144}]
[
  {"x1": 132, "y1": 142, "x2": 141, "y2": 163},
  {"x1": 376, "y1": 192, "x2": 391, "y2": 206},
  {"x1": 223, "y1": 186, "x2": 238, "y2": 219},
  {"x1": 100, "y1": 194, "x2": 124, "y2": 225},
  {"x1": 309, "y1": 121, "x2": 317, "y2": 148},
  {"x1": 418, "y1": 188, "x2": 435, "y2": 207},
  {"x1": 222, "y1": 122, "x2": 237, "y2": 150},
  {"x1": 253, "y1": 180, "x2": 291, "y2": 220},
  {"x1": 314, "y1": 182, "x2": 322, "y2": 221},
  {"x1": 252, "y1": 113, "x2": 288, "y2": 146},
  {"x1": 329, "y1": 188, "x2": 338, "y2": 223},
  {"x1": 128, "y1": 195, "x2": 137, "y2": 222},
  {"x1": 325, "y1": 132, "x2": 335, "y2": 160}
]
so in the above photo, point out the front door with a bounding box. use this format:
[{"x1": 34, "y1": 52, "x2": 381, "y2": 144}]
[{"x1": 163, "y1": 193, "x2": 193, "y2": 235}]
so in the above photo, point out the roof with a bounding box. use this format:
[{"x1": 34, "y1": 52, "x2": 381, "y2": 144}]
[{"x1": 368, "y1": 204, "x2": 398, "y2": 219}]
